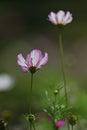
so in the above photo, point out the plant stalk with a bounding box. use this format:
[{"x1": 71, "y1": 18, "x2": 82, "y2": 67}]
[
  {"x1": 71, "y1": 125, "x2": 73, "y2": 130},
  {"x1": 58, "y1": 32, "x2": 68, "y2": 107},
  {"x1": 29, "y1": 73, "x2": 33, "y2": 114}
]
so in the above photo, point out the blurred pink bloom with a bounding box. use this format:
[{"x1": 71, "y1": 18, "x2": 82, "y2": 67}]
[
  {"x1": 48, "y1": 10, "x2": 72, "y2": 26},
  {"x1": 17, "y1": 49, "x2": 48, "y2": 73},
  {"x1": 56, "y1": 120, "x2": 65, "y2": 128}
]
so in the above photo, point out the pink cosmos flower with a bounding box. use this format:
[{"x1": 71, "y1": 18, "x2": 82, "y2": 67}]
[
  {"x1": 56, "y1": 120, "x2": 65, "y2": 128},
  {"x1": 17, "y1": 49, "x2": 48, "y2": 73},
  {"x1": 48, "y1": 10, "x2": 72, "y2": 26}
]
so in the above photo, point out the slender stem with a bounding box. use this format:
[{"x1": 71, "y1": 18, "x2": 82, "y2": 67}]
[
  {"x1": 32, "y1": 122, "x2": 36, "y2": 130},
  {"x1": 54, "y1": 94, "x2": 57, "y2": 107},
  {"x1": 54, "y1": 94, "x2": 57, "y2": 117},
  {"x1": 30, "y1": 123, "x2": 32, "y2": 130},
  {"x1": 26, "y1": 123, "x2": 29, "y2": 130},
  {"x1": 58, "y1": 31, "x2": 70, "y2": 130},
  {"x1": 71, "y1": 125, "x2": 73, "y2": 130},
  {"x1": 58, "y1": 32, "x2": 68, "y2": 107},
  {"x1": 67, "y1": 121, "x2": 70, "y2": 130},
  {"x1": 29, "y1": 73, "x2": 34, "y2": 130},
  {"x1": 29, "y1": 73, "x2": 33, "y2": 114}
]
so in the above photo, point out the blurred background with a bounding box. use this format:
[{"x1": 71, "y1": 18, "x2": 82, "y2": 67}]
[{"x1": 0, "y1": 0, "x2": 87, "y2": 129}]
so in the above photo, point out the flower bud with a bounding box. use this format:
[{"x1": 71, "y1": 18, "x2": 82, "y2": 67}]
[
  {"x1": 54, "y1": 89, "x2": 58, "y2": 95},
  {"x1": 28, "y1": 114, "x2": 35, "y2": 123},
  {"x1": 68, "y1": 115, "x2": 77, "y2": 126}
]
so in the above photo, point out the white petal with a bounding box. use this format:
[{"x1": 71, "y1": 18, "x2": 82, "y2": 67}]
[
  {"x1": 37, "y1": 53, "x2": 48, "y2": 68},
  {"x1": 63, "y1": 11, "x2": 73, "y2": 25},
  {"x1": 17, "y1": 53, "x2": 27, "y2": 67},
  {"x1": 30, "y1": 49, "x2": 42, "y2": 66},
  {"x1": 56, "y1": 10, "x2": 65, "y2": 23},
  {"x1": 48, "y1": 12, "x2": 57, "y2": 24}
]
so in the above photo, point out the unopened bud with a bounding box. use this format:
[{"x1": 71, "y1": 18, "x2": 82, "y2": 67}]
[
  {"x1": 54, "y1": 89, "x2": 58, "y2": 95},
  {"x1": 28, "y1": 114, "x2": 35, "y2": 123},
  {"x1": 68, "y1": 115, "x2": 77, "y2": 126}
]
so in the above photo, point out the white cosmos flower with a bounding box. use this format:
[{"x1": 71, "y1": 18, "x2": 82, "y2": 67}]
[{"x1": 48, "y1": 10, "x2": 73, "y2": 26}]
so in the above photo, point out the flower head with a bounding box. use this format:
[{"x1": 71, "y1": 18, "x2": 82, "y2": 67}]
[
  {"x1": 17, "y1": 49, "x2": 48, "y2": 73},
  {"x1": 56, "y1": 120, "x2": 65, "y2": 128},
  {"x1": 48, "y1": 10, "x2": 72, "y2": 26}
]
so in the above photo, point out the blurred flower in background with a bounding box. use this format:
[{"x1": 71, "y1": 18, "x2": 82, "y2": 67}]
[
  {"x1": 55, "y1": 119, "x2": 66, "y2": 128},
  {"x1": 0, "y1": 119, "x2": 7, "y2": 130},
  {"x1": 0, "y1": 73, "x2": 15, "y2": 91},
  {"x1": 1, "y1": 110, "x2": 12, "y2": 121}
]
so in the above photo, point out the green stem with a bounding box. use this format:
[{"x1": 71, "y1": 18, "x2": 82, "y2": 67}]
[
  {"x1": 30, "y1": 123, "x2": 32, "y2": 130},
  {"x1": 58, "y1": 32, "x2": 68, "y2": 107},
  {"x1": 29, "y1": 73, "x2": 33, "y2": 114},
  {"x1": 67, "y1": 122, "x2": 70, "y2": 130},
  {"x1": 58, "y1": 31, "x2": 70, "y2": 130},
  {"x1": 54, "y1": 94, "x2": 57, "y2": 117},
  {"x1": 29, "y1": 73, "x2": 36, "y2": 130},
  {"x1": 71, "y1": 125, "x2": 73, "y2": 130},
  {"x1": 54, "y1": 94, "x2": 57, "y2": 107},
  {"x1": 32, "y1": 122, "x2": 36, "y2": 130}
]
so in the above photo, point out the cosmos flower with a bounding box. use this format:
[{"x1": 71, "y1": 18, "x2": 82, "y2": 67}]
[
  {"x1": 56, "y1": 120, "x2": 65, "y2": 128},
  {"x1": 48, "y1": 10, "x2": 72, "y2": 26},
  {"x1": 17, "y1": 49, "x2": 48, "y2": 73}
]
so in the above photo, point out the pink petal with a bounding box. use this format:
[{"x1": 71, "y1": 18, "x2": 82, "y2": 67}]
[
  {"x1": 20, "y1": 66, "x2": 28, "y2": 72},
  {"x1": 48, "y1": 12, "x2": 57, "y2": 24},
  {"x1": 56, "y1": 10, "x2": 65, "y2": 23},
  {"x1": 17, "y1": 54, "x2": 27, "y2": 67},
  {"x1": 26, "y1": 54, "x2": 33, "y2": 67},
  {"x1": 29, "y1": 49, "x2": 43, "y2": 67},
  {"x1": 37, "y1": 53, "x2": 48, "y2": 68},
  {"x1": 17, "y1": 53, "x2": 28, "y2": 72}
]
